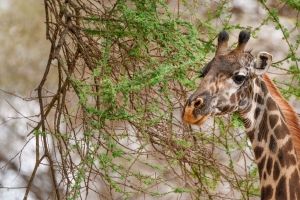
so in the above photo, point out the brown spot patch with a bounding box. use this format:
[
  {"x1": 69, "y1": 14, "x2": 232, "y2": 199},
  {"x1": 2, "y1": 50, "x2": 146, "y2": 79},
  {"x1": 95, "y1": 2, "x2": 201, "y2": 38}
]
[
  {"x1": 255, "y1": 93, "x2": 264, "y2": 104},
  {"x1": 277, "y1": 148, "x2": 296, "y2": 168},
  {"x1": 289, "y1": 169, "x2": 300, "y2": 199},
  {"x1": 257, "y1": 155, "x2": 266, "y2": 180},
  {"x1": 239, "y1": 99, "x2": 247, "y2": 107},
  {"x1": 258, "y1": 110, "x2": 268, "y2": 142},
  {"x1": 254, "y1": 146, "x2": 264, "y2": 160},
  {"x1": 269, "y1": 114, "x2": 279, "y2": 129},
  {"x1": 266, "y1": 97, "x2": 277, "y2": 111},
  {"x1": 274, "y1": 122, "x2": 289, "y2": 140},
  {"x1": 281, "y1": 138, "x2": 293, "y2": 153},
  {"x1": 277, "y1": 149, "x2": 285, "y2": 167},
  {"x1": 266, "y1": 157, "x2": 273, "y2": 175},
  {"x1": 248, "y1": 84, "x2": 253, "y2": 94},
  {"x1": 261, "y1": 185, "x2": 273, "y2": 200},
  {"x1": 254, "y1": 107, "x2": 261, "y2": 119},
  {"x1": 261, "y1": 81, "x2": 268, "y2": 96},
  {"x1": 255, "y1": 77, "x2": 260, "y2": 87},
  {"x1": 269, "y1": 135, "x2": 277, "y2": 153},
  {"x1": 222, "y1": 105, "x2": 230, "y2": 112},
  {"x1": 275, "y1": 176, "x2": 287, "y2": 199},
  {"x1": 230, "y1": 94, "x2": 236, "y2": 104},
  {"x1": 273, "y1": 161, "x2": 280, "y2": 181}
]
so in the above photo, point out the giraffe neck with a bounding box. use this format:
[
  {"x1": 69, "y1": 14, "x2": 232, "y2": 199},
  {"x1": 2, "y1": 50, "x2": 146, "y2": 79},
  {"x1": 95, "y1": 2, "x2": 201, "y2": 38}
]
[{"x1": 239, "y1": 76, "x2": 300, "y2": 200}]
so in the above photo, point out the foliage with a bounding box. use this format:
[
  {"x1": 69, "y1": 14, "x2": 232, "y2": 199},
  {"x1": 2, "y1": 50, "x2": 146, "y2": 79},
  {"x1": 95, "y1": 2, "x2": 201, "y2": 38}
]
[{"x1": 3, "y1": 0, "x2": 300, "y2": 199}]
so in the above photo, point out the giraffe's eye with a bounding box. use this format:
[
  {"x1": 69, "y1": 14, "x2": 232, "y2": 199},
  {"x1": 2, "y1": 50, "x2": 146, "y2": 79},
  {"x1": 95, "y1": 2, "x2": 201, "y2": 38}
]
[{"x1": 233, "y1": 74, "x2": 246, "y2": 84}]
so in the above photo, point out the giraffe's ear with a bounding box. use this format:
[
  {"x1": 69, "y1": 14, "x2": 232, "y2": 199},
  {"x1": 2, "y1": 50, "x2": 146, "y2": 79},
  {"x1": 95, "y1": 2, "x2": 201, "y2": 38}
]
[{"x1": 252, "y1": 52, "x2": 273, "y2": 75}]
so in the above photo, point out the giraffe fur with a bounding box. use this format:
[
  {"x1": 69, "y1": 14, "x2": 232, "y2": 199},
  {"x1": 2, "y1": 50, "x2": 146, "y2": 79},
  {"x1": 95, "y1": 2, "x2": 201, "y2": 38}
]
[{"x1": 182, "y1": 30, "x2": 300, "y2": 200}]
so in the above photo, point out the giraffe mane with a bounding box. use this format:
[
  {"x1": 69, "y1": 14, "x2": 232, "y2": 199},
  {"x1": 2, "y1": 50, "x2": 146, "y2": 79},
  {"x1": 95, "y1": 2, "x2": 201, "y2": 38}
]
[{"x1": 262, "y1": 74, "x2": 300, "y2": 164}]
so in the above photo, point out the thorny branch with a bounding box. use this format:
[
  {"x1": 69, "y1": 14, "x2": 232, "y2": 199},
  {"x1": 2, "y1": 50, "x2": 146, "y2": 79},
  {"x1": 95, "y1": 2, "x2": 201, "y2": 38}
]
[
  {"x1": 9, "y1": 0, "x2": 300, "y2": 199},
  {"x1": 2, "y1": 0, "x2": 300, "y2": 199}
]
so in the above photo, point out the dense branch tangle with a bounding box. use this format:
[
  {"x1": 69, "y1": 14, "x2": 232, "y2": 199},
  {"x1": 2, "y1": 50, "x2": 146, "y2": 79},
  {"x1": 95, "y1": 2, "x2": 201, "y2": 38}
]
[{"x1": 30, "y1": 0, "x2": 262, "y2": 199}]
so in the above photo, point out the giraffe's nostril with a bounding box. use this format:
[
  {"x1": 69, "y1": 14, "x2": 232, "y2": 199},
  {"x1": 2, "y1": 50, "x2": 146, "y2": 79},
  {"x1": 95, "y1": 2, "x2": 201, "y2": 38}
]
[
  {"x1": 194, "y1": 101, "x2": 201, "y2": 107},
  {"x1": 194, "y1": 98, "x2": 203, "y2": 108}
]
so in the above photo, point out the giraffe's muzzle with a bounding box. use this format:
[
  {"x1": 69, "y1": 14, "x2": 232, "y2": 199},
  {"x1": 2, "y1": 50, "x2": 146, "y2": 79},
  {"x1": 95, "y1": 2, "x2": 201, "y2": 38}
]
[{"x1": 182, "y1": 97, "x2": 211, "y2": 125}]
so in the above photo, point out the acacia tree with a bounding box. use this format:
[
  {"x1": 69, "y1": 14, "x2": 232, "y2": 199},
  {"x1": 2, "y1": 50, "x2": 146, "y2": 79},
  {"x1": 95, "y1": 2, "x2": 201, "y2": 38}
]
[{"x1": 2, "y1": 0, "x2": 300, "y2": 199}]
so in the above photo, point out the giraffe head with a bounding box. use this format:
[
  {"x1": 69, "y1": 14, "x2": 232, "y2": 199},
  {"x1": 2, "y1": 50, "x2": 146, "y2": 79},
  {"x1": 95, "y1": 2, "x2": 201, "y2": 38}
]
[{"x1": 182, "y1": 30, "x2": 273, "y2": 125}]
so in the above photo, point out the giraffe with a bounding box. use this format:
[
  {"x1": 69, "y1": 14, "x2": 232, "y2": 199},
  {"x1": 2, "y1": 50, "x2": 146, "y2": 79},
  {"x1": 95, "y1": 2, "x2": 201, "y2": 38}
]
[{"x1": 182, "y1": 30, "x2": 300, "y2": 199}]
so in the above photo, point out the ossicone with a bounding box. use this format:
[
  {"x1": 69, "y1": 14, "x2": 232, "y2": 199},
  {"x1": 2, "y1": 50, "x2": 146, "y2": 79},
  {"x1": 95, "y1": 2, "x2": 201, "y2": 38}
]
[
  {"x1": 218, "y1": 31, "x2": 229, "y2": 44},
  {"x1": 216, "y1": 30, "x2": 229, "y2": 55},
  {"x1": 234, "y1": 30, "x2": 251, "y2": 53}
]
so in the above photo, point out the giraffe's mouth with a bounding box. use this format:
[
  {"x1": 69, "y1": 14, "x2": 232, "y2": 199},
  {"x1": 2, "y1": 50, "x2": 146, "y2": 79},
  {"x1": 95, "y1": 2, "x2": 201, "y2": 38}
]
[
  {"x1": 192, "y1": 114, "x2": 211, "y2": 125},
  {"x1": 182, "y1": 113, "x2": 211, "y2": 125}
]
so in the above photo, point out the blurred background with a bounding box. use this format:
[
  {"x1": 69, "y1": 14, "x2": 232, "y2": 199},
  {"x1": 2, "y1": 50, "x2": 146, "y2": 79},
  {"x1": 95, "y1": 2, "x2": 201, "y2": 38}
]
[
  {"x1": 0, "y1": 1, "x2": 52, "y2": 199},
  {"x1": 0, "y1": 0, "x2": 299, "y2": 199}
]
